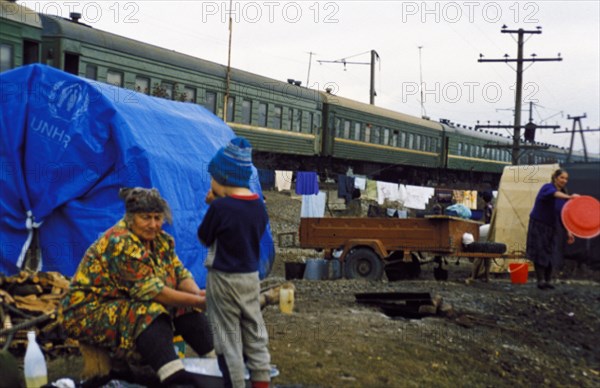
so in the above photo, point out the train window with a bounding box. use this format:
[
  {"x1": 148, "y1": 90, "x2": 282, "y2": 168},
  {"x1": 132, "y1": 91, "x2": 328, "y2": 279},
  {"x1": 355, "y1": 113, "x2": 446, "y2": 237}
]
[
  {"x1": 258, "y1": 103, "x2": 267, "y2": 126},
  {"x1": 353, "y1": 122, "x2": 361, "y2": 140},
  {"x1": 64, "y1": 53, "x2": 79, "y2": 75},
  {"x1": 335, "y1": 118, "x2": 341, "y2": 137},
  {"x1": 292, "y1": 110, "x2": 301, "y2": 132},
  {"x1": 400, "y1": 132, "x2": 406, "y2": 148},
  {"x1": 162, "y1": 82, "x2": 174, "y2": 100},
  {"x1": 372, "y1": 126, "x2": 381, "y2": 144},
  {"x1": 382, "y1": 128, "x2": 390, "y2": 145},
  {"x1": 241, "y1": 99, "x2": 252, "y2": 124},
  {"x1": 458, "y1": 143, "x2": 462, "y2": 156},
  {"x1": 391, "y1": 131, "x2": 398, "y2": 147},
  {"x1": 415, "y1": 135, "x2": 421, "y2": 150},
  {"x1": 0, "y1": 44, "x2": 12, "y2": 72},
  {"x1": 306, "y1": 112, "x2": 314, "y2": 134},
  {"x1": 107, "y1": 70, "x2": 123, "y2": 87},
  {"x1": 205, "y1": 91, "x2": 217, "y2": 113},
  {"x1": 135, "y1": 76, "x2": 149, "y2": 94},
  {"x1": 273, "y1": 106, "x2": 282, "y2": 129},
  {"x1": 183, "y1": 86, "x2": 196, "y2": 103},
  {"x1": 226, "y1": 96, "x2": 235, "y2": 121},
  {"x1": 286, "y1": 108, "x2": 293, "y2": 130},
  {"x1": 23, "y1": 40, "x2": 39, "y2": 64},
  {"x1": 408, "y1": 134, "x2": 414, "y2": 149},
  {"x1": 85, "y1": 65, "x2": 98, "y2": 81},
  {"x1": 342, "y1": 120, "x2": 351, "y2": 138},
  {"x1": 363, "y1": 125, "x2": 371, "y2": 143}
]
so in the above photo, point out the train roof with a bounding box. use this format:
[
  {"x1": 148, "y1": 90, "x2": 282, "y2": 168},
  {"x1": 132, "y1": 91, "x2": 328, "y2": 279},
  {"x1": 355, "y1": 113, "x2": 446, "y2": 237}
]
[
  {"x1": 442, "y1": 123, "x2": 513, "y2": 143},
  {"x1": 0, "y1": 0, "x2": 42, "y2": 28},
  {"x1": 320, "y1": 92, "x2": 443, "y2": 131},
  {"x1": 38, "y1": 14, "x2": 322, "y2": 103}
]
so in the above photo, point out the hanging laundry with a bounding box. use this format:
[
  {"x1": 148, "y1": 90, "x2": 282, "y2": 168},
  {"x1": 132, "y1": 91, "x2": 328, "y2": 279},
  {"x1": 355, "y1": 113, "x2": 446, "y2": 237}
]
[
  {"x1": 404, "y1": 185, "x2": 435, "y2": 210},
  {"x1": 275, "y1": 170, "x2": 293, "y2": 191},
  {"x1": 353, "y1": 175, "x2": 367, "y2": 191},
  {"x1": 295, "y1": 171, "x2": 319, "y2": 195},
  {"x1": 301, "y1": 191, "x2": 327, "y2": 218},
  {"x1": 337, "y1": 175, "x2": 355, "y2": 202},
  {"x1": 470, "y1": 190, "x2": 478, "y2": 209},
  {"x1": 258, "y1": 169, "x2": 275, "y2": 190},
  {"x1": 376, "y1": 181, "x2": 400, "y2": 205},
  {"x1": 364, "y1": 179, "x2": 378, "y2": 201},
  {"x1": 398, "y1": 184, "x2": 408, "y2": 204}
]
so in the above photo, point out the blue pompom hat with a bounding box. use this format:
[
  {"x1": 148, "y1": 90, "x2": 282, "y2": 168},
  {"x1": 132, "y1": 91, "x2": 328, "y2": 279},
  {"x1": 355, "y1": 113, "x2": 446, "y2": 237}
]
[{"x1": 208, "y1": 137, "x2": 253, "y2": 188}]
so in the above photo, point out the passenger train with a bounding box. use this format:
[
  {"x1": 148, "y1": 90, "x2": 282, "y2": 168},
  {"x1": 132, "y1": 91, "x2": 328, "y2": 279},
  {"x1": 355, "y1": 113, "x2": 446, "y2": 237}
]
[{"x1": 2, "y1": 0, "x2": 597, "y2": 189}]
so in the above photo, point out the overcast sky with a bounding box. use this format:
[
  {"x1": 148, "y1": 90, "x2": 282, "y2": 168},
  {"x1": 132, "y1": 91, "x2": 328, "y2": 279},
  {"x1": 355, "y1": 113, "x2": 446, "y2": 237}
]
[{"x1": 20, "y1": 0, "x2": 600, "y2": 154}]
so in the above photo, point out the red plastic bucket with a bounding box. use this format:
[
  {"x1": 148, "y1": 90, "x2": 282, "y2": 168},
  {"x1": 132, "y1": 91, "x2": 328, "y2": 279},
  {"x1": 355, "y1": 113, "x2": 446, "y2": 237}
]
[
  {"x1": 561, "y1": 196, "x2": 600, "y2": 239},
  {"x1": 509, "y1": 263, "x2": 529, "y2": 284}
]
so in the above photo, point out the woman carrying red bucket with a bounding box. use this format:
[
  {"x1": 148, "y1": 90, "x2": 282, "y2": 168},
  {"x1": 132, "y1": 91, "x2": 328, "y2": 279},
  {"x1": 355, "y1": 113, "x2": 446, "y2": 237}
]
[{"x1": 526, "y1": 169, "x2": 580, "y2": 290}]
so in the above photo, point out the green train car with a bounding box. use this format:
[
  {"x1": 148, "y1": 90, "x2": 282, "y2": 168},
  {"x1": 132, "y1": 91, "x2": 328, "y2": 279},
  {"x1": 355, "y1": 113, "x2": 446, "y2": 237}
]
[
  {"x1": 444, "y1": 124, "x2": 511, "y2": 173},
  {"x1": 35, "y1": 12, "x2": 324, "y2": 169},
  {"x1": 2, "y1": 3, "x2": 597, "y2": 186},
  {"x1": 322, "y1": 93, "x2": 443, "y2": 167},
  {"x1": 0, "y1": 0, "x2": 42, "y2": 71}
]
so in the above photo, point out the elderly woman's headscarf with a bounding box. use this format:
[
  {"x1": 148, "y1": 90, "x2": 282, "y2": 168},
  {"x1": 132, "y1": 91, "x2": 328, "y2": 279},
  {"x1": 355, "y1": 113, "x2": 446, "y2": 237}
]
[{"x1": 119, "y1": 187, "x2": 173, "y2": 224}]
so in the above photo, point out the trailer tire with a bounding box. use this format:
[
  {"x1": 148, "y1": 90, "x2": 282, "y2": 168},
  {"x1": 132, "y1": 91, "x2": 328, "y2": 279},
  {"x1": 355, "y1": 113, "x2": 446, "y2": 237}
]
[{"x1": 345, "y1": 248, "x2": 384, "y2": 281}]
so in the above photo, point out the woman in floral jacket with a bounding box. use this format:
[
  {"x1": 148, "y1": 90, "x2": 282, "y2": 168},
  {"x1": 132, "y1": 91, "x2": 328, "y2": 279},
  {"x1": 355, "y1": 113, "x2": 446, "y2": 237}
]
[{"x1": 62, "y1": 187, "x2": 212, "y2": 387}]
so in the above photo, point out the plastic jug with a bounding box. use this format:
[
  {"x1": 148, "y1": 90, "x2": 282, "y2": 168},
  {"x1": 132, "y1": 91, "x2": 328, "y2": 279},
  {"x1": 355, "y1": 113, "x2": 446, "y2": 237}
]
[
  {"x1": 279, "y1": 284, "x2": 295, "y2": 314},
  {"x1": 24, "y1": 330, "x2": 48, "y2": 388}
]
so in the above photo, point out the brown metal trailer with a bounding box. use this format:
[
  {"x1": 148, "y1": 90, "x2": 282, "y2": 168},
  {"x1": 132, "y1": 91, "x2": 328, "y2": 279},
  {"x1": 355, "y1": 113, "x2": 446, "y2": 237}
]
[{"x1": 299, "y1": 216, "x2": 505, "y2": 280}]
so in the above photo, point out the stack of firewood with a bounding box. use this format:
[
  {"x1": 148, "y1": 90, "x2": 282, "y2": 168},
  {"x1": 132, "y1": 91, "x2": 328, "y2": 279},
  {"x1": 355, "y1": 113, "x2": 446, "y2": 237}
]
[{"x1": 0, "y1": 270, "x2": 78, "y2": 357}]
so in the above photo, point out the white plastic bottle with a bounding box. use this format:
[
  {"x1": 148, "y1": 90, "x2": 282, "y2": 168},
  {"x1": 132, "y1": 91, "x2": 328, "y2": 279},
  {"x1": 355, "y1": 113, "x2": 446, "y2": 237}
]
[{"x1": 24, "y1": 330, "x2": 48, "y2": 388}]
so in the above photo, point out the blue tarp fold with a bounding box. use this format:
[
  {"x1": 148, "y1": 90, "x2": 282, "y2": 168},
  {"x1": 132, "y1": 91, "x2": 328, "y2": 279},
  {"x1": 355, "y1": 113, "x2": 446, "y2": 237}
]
[{"x1": 0, "y1": 64, "x2": 274, "y2": 286}]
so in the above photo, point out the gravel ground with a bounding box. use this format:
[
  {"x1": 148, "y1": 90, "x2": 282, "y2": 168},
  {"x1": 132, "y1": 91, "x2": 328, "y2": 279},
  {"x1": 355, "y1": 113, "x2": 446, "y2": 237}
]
[{"x1": 261, "y1": 190, "x2": 600, "y2": 388}]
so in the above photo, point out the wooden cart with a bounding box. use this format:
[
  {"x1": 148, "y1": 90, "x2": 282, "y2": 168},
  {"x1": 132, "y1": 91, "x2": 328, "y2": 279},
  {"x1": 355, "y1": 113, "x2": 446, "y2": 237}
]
[{"x1": 299, "y1": 216, "x2": 508, "y2": 280}]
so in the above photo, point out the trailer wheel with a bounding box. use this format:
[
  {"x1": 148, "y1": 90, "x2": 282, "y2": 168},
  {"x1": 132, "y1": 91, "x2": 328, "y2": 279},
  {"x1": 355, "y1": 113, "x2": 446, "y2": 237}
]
[{"x1": 345, "y1": 248, "x2": 384, "y2": 281}]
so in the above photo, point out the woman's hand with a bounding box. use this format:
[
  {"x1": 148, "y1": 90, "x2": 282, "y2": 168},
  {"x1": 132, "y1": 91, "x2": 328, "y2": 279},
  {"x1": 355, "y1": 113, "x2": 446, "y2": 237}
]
[
  {"x1": 567, "y1": 231, "x2": 576, "y2": 244},
  {"x1": 154, "y1": 286, "x2": 207, "y2": 309},
  {"x1": 570, "y1": 193, "x2": 581, "y2": 199}
]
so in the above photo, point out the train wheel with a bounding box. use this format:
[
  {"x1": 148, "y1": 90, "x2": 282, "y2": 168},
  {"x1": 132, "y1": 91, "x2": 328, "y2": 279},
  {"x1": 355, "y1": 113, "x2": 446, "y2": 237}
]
[{"x1": 344, "y1": 248, "x2": 384, "y2": 281}]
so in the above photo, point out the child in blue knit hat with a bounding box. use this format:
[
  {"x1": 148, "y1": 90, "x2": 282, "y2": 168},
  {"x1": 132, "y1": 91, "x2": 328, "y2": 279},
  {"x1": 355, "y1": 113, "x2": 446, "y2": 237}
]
[{"x1": 198, "y1": 137, "x2": 271, "y2": 388}]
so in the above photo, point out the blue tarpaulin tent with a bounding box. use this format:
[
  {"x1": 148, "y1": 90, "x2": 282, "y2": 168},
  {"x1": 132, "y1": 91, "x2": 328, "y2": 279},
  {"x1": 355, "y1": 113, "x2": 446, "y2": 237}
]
[{"x1": 0, "y1": 64, "x2": 274, "y2": 286}]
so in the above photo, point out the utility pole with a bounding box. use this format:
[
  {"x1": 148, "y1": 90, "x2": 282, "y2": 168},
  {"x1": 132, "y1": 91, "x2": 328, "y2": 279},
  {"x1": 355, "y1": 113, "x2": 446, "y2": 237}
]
[
  {"x1": 306, "y1": 51, "x2": 315, "y2": 86},
  {"x1": 478, "y1": 26, "x2": 562, "y2": 165},
  {"x1": 318, "y1": 50, "x2": 380, "y2": 105},
  {"x1": 476, "y1": 102, "x2": 560, "y2": 163},
  {"x1": 418, "y1": 46, "x2": 428, "y2": 119},
  {"x1": 553, "y1": 114, "x2": 600, "y2": 162},
  {"x1": 223, "y1": 0, "x2": 233, "y2": 122}
]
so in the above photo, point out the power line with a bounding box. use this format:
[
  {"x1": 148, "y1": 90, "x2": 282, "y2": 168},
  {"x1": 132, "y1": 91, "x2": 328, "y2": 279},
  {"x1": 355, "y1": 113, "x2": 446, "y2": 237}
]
[
  {"x1": 553, "y1": 114, "x2": 600, "y2": 162},
  {"x1": 478, "y1": 25, "x2": 562, "y2": 165},
  {"x1": 318, "y1": 50, "x2": 380, "y2": 105}
]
